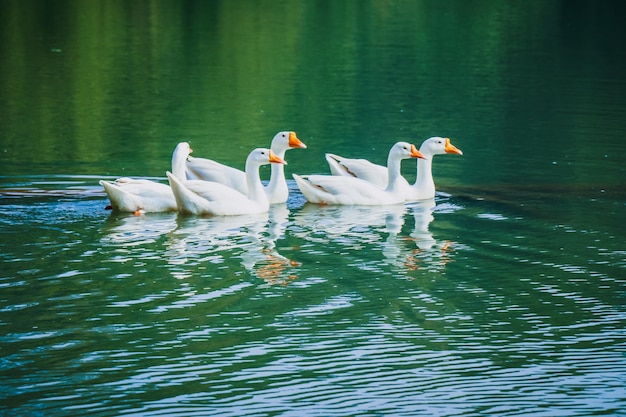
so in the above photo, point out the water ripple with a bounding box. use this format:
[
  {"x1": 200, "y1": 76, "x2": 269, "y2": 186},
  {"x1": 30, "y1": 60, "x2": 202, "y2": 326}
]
[{"x1": 1, "y1": 176, "x2": 625, "y2": 416}]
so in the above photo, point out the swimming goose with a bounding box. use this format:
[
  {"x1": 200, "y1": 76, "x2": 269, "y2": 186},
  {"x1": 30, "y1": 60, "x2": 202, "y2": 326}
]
[
  {"x1": 326, "y1": 136, "x2": 462, "y2": 201},
  {"x1": 99, "y1": 142, "x2": 192, "y2": 214},
  {"x1": 293, "y1": 142, "x2": 424, "y2": 205},
  {"x1": 185, "y1": 131, "x2": 306, "y2": 204},
  {"x1": 167, "y1": 148, "x2": 286, "y2": 216}
]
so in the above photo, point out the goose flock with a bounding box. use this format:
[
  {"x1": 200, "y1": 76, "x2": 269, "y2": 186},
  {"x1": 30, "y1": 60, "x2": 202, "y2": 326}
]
[{"x1": 100, "y1": 132, "x2": 462, "y2": 216}]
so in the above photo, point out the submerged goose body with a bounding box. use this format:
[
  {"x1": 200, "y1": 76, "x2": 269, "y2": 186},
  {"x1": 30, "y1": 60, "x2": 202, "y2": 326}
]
[
  {"x1": 168, "y1": 148, "x2": 286, "y2": 216},
  {"x1": 185, "y1": 131, "x2": 306, "y2": 204},
  {"x1": 293, "y1": 142, "x2": 424, "y2": 206},
  {"x1": 100, "y1": 142, "x2": 192, "y2": 214},
  {"x1": 325, "y1": 137, "x2": 462, "y2": 201}
]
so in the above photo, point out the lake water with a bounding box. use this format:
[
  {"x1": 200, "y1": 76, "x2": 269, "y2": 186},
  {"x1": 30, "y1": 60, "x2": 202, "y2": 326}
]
[{"x1": 1, "y1": 1, "x2": 625, "y2": 416}]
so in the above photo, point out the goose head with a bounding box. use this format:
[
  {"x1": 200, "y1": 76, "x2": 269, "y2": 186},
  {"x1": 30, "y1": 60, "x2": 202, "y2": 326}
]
[
  {"x1": 171, "y1": 142, "x2": 193, "y2": 179},
  {"x1": 173, "y1": 141, "x2": 193, "y2": 159},
  {"x1": 271, "y1": 131, "x2": 307, "y2": 153},
  {"x1": 390, "y1": 141, "x2": 426, "y2": 160},
  {"x1": 420, "y1": 137, "x2": 463, "y2": 157},
  {"x1": 248, "y1": 148, "x2": 288, "y2": 167}
]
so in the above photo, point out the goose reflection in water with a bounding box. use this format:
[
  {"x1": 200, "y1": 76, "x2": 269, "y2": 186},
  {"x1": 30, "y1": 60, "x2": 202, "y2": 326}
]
[
  {"x1": 292, "y1": 203, "x2": 407, "y2": 246},
  {"x1": 238, "y1": 204, "x2": 301, "y2": 285},
  {"x1": 99, "y1": 199, "x2": 456, "y2": 279},
  {"x1": 98, "y1": 206, "x2": 299, "y2": 283},
  {"x1": 163, "y1": 206, "x2": 300, "y2": 284},
  {"x1": 403, "y1": 198, "x2": 456, "y2": 271},
  {"x1": 291, "y1": 203, "x2": 413, "y2": 271},
  {"x1": 292, "y1": 199, "x2": 457, "y2": 273},
  {"x1": 100, "y1": 212, "x2": 178, "y2": 247}
]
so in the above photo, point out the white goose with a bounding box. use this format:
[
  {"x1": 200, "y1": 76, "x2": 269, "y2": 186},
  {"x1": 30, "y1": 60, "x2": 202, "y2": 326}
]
[
  {"x1": 167, "y1": 148, "x2": 286, "y2": 216},
  {"x1": 99, "y1": 142, "x2": 192, "y2": 214},
  {"x1": 293, "y1": 142, "x2": 425, "y2": 205},
  {"x1": 326, "y1": 136, "x2": 462, "y2": 201},
  {"x1": 185, "y1": 131, "x2": 306, "y2": 204}
]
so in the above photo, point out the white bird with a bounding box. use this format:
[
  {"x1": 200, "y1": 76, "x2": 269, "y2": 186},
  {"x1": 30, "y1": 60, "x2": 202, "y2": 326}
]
[
  {"x1": 292, "y1": 142, "x2": 425, "y2": 206},
  {"x1": 167, "y1": 148, "x2": 287, "y2": 216},
  {"x1": 325, "y1": 136, "x2": 462, "y2": 201},
  {"x1": 185, "y1": 131, "x2": 306, "y2": 204},
  {"x1": 99, "y1": 142, "x2": 192, "y2": 214}
]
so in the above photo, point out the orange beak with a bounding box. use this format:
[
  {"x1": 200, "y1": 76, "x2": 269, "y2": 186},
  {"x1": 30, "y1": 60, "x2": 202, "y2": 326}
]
[
  {"x1": 288, "y1": 131, "x2": 307, "y2": 149},
  {"x1": 410, "y1": 144, "x2": 427, "y2": 159},
  {"x1": 269, "y1": 150, "x2": 287, "y2": 165},
  {"x1": 444, "y1": 138, "x2": 463, "y2": 155}
]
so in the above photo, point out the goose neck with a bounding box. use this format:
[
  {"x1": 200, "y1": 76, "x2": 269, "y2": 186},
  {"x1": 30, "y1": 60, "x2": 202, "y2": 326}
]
[
  {"x1": 414, "y1": 155, "x2": 435, "y2": 190},
  {"x1": 269, "y1": 148, "x2": 287, "y2": 185},
  {"x1": 245, "y1": 161, "x2": 268, "y2": 203},
  {"x1": 171, "y1": 148, "x2": 188, "y2": 180},
  {"x1": 385, "y1": 156, "x2": 403, "y2": 191}
]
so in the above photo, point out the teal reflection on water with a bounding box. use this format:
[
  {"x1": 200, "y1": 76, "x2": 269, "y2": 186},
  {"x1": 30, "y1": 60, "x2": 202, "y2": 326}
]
[{"x1": 1, "y1": 1, "x2": 625, "y2": 192}]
